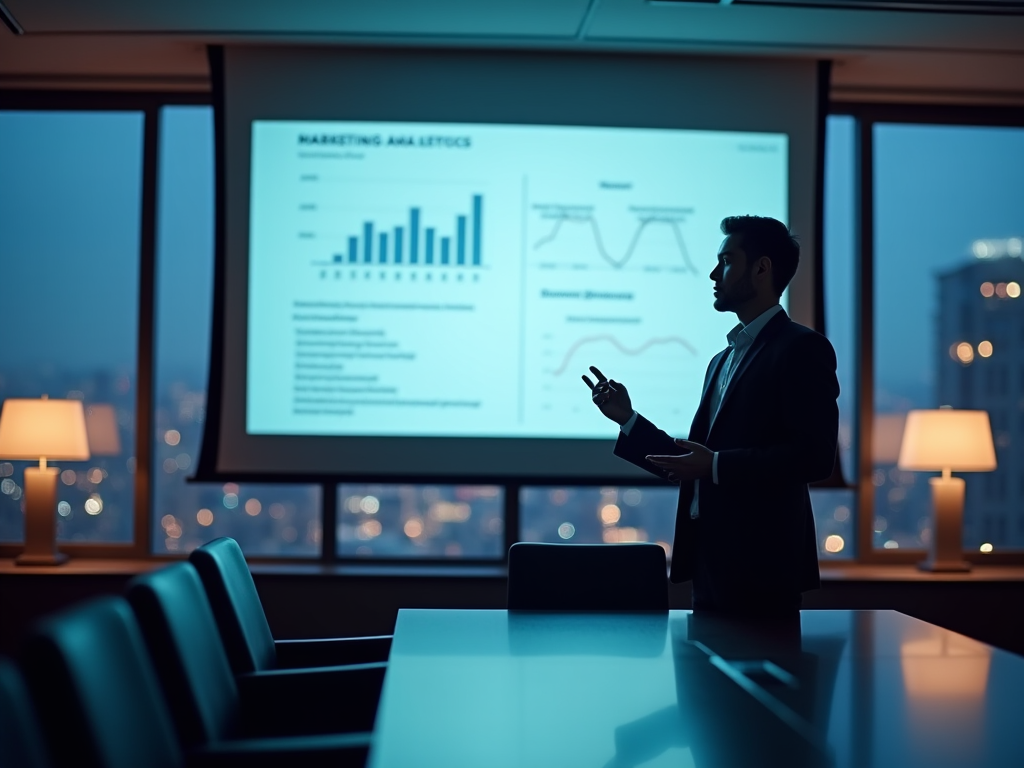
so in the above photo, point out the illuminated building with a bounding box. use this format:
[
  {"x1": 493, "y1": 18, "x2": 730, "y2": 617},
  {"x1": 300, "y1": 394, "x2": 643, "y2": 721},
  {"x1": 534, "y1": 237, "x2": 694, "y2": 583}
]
[{"x1": 936, "y1": 239, "x2": 1024, "y2": 548}]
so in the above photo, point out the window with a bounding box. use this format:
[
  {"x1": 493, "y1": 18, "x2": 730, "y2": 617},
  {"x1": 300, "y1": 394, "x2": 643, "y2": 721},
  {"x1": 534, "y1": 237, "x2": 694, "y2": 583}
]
[
  {"x1": 873, "y1": 123, "x2": 1024, "y2": 551},
  {"x1": 151, "y1": 106, "x2": 321, "y2": 556},
  {"x1": 0, "y1": 110, "x2": 143, "y2": 544},
  {"x1": 337, "y1": 484, "x2": 503, "y2": 558},
  {"x1": 520, "y1": 486, "x2": 677, "y2": 551}
]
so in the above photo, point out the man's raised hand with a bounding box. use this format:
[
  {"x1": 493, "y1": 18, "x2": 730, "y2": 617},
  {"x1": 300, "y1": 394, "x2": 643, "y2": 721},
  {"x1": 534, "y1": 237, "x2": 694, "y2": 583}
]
[{"x1": 582, "y1": 366, "x2": 633, "y2": 425}]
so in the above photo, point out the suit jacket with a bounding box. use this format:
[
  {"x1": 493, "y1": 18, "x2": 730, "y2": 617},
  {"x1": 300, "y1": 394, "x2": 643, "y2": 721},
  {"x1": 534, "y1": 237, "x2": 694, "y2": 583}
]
[{"x1": 614, "y1": 309, "x2": 839, "y2": 611}]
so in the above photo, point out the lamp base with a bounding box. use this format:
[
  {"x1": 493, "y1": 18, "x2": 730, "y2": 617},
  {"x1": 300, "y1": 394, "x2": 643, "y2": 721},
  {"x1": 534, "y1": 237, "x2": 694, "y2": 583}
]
[
  {"x1": 919, "y1": 476, "x2": 969, "y2": 575},
  {"x1": 917, "y1": 559, "x2": 971, "y2": 573},
  {"x1": 16, "y1": 466, "x2": 69, "y2": 567}
]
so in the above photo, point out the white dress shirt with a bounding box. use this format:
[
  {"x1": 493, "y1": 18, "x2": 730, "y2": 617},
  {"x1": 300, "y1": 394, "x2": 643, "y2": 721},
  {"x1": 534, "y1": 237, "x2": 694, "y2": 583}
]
[{"x1": 620, "y1": 304, "x2": 784, "y2": 519}]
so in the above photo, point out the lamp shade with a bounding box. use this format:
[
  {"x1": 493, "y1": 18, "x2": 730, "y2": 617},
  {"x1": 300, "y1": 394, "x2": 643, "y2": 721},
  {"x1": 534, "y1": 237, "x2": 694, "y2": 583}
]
[
  {"x1": 897, "y1": 409, "x2": 996, "y2": 472},
  {"x1": 0, "y1": 398, "x2": 91, "y2": 461}
]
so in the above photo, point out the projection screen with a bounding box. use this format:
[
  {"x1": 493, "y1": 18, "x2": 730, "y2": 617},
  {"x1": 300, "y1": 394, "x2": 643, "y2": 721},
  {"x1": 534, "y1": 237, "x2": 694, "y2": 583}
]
[{"x1": 200, "y1": 45, "x2": 821, "y2": 481}]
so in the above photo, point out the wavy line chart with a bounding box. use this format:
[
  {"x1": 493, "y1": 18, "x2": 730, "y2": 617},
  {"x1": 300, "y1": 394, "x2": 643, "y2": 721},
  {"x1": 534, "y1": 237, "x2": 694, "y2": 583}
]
[
  {"x1": 532, "y1": 205, "x2": 699, "y2": 272},
  {"x1": 551, "y1": 334, "x2": 699, "y2": 377}
]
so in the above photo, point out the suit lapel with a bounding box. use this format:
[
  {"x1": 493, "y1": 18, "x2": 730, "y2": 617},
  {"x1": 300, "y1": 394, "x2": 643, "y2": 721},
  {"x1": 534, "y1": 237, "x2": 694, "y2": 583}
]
[
  {"x1": 701, "y1": 348, "x2": 730, "y2": 408},
  {"x1": 710, "y1": 310, "x2": 790, "y2": 433},
  {"x1": 691, "y1": 348, "x2": 730, "y2": 441}
]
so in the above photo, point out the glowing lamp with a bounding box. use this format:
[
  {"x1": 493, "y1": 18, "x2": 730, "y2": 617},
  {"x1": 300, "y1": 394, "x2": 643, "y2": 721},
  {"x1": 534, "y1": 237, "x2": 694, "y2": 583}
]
[
  {"x1": 898, "y1": 408, "x2": 996, "y2": 572},
  {"x1": 0, "y1": 397, "x2": 90, "y2": 565}
]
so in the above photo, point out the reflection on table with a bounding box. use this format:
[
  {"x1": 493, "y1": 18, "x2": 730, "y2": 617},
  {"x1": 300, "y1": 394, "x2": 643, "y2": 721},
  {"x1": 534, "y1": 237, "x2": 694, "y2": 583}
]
[{"x1": 369, "y1": 610, "x2": 1022, "y2": 768}]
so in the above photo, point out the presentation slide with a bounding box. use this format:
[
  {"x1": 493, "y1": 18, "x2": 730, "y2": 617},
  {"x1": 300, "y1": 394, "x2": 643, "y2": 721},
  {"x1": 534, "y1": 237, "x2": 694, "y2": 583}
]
[{"x1": 247, "y1": 120, "x2": 787, "y2": 440}]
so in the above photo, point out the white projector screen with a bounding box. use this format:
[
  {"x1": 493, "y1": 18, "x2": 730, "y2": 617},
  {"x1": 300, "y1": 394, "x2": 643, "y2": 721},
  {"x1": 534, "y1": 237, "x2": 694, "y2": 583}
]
[{"x1": 203, "y1": 46, "x2": 820, "y2": 480}]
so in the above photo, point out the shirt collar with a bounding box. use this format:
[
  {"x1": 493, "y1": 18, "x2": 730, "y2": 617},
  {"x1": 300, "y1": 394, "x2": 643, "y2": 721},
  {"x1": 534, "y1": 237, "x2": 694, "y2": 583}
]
[{"x1": 726, "y1": 304, "x2": 785, "y2": 348}]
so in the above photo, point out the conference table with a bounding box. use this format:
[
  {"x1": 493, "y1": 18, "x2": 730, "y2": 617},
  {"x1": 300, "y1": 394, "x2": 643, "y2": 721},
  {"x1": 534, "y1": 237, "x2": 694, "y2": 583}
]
[{"x1": 368, "y1": 609, "x2": 1023, "y2": 768}]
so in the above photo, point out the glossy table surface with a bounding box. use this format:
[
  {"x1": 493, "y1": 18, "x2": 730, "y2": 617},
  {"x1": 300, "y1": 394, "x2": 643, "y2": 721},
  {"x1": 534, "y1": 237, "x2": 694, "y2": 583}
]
[{"x1": 368, "y1": 609, "x2": 1023, "y2": 768}]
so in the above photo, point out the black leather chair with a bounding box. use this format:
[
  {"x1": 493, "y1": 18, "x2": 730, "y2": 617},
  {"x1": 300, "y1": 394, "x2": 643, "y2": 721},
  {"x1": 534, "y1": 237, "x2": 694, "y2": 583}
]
[
  {"x1": 19, "y1": 596, "x2": 184, "y2": 768},
  {"x1": 20, "y1": 595, "x2": 372, "y2": 768},
  {"x1": 507, "y1": 542, "x2": 669, "y2": 611},
  {"x1": 190, "y1": 537, "x2": 391, "y2": 674},
  {"x1": 0, "y1": 657, "x2": 51, "y2": 768},
  {"x1": 127, "y1": 562, "x2": 386, "y2": 742}
]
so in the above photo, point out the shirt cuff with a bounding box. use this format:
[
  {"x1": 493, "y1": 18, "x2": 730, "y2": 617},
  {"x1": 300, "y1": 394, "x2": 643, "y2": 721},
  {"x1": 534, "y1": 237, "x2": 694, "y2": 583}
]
[
  {"x1": 620, "y1": 411, "x2": 639, "y2": 435},
  {"x1": 712, "y1": 452, "x2": 720, "y2": 484}
]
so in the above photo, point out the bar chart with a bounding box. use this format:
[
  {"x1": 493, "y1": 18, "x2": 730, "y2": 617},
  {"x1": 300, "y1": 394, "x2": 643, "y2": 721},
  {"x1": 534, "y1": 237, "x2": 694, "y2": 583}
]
[{"x1": 327, "y1": 194, "x2": 483, "y2": 268}]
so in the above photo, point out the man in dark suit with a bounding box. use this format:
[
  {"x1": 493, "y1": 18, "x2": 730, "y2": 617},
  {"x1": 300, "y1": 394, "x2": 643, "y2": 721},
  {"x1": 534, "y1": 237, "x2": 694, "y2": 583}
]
[{"x1": 583, "y1": 215, "x2": 839, "y2": 614}]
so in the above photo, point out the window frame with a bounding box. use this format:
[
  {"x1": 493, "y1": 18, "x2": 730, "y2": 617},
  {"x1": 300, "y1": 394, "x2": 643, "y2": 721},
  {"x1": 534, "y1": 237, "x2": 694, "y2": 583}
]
[{"x1": 1, "y1": 88, "x2": 1022, "y2": 565}]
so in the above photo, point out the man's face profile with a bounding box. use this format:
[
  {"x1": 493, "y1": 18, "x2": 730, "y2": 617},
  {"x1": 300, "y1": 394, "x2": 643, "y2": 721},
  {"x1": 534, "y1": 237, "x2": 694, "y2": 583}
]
[{"x1": 710, "y1": 233, "x2": 757, "y2": 313}]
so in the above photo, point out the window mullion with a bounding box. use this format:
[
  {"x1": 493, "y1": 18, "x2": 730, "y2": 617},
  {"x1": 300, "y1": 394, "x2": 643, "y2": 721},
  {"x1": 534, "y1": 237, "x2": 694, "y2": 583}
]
[
  {"x1": 855, "y1": 116, "x2": 876, "y2": 563},
  {"x1": 135, "y1": 99, "x2": 160, "y2": 558}
]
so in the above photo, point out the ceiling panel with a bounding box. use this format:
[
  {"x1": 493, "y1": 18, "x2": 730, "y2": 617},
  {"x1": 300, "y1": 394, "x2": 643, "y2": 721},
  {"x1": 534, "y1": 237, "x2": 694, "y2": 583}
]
[
  {"x1": 587, "y1": 0, "x2": 1024, "y2": 54},
  {"x1": 3, "y1": 0, "x2": 591, "y2": 38},
  {"x1": 4, "y1": 0, "x2": 1024, "y2": 104}
]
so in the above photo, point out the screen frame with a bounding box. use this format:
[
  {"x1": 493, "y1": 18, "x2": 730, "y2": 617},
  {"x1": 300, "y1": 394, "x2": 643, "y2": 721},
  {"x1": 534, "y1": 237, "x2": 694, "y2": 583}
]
[{"x1": 196, "y1": 44, "x2": 825, "y2": 484}]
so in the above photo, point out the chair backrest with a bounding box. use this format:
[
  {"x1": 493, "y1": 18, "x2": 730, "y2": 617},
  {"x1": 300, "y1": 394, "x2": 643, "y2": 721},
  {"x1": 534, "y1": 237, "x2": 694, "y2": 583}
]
[
  {"x1": 126, "y1": 562, "x2": 240, "y2": 747},
  {"x1": 507, "y1": 542, "x2": 669, "y2": 611},
  {"x1": 190, "y1": 537, "x2": 277, "y2": 674},
  {"x1": 19, "y1": 597, "x2": 182, "y2": 768},
  {"x1": 0, "y1": 657, "x2": 50, "y2": 768}
]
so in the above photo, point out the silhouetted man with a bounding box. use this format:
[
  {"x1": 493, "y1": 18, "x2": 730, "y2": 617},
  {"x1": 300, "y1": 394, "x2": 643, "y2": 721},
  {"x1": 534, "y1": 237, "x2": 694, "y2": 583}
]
[{"x1": 583, "y1": 215, "x2": 839, "y2": 614}]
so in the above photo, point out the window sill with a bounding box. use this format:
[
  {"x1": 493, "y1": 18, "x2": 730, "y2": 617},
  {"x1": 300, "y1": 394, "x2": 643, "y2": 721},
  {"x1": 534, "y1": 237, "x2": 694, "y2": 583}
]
[
  {"x1": 0, "y1": 558, "x2": 509, "y2": 579},
  {"x1": 2, "y1": 558, "x2": 1023, "y2": 582},
  {"x1": 0, "y1": 558, "x2": 163, "y2": 576},
  {"x1": 818, "y1": 563, "x2": 1024, "y2": 582}
]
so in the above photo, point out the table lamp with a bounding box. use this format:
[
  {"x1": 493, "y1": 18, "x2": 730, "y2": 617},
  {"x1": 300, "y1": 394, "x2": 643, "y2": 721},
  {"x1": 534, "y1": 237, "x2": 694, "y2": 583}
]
[
  {"x1": 897, "y1": 408, "x2": 996, "y2": 572},
  {"x1": 0, "y1": 397, "x2": 90, "y2": 565}
]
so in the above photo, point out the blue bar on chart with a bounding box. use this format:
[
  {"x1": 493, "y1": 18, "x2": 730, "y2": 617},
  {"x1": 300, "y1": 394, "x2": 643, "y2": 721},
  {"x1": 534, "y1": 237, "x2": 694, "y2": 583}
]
[
  {"x1": 331, "y1": 195, "x2": 483, "y2": 272},
  {"x1": 410, "y1": 208, "x2": 420, "y2": 264},
  {"x1": 456, "y1": 216, "x2": 466, "y2": 266},
  {"x1": 472, "y1": 195, "x2": 482, "y2": 266},
  {"x1": 363, "y1": 222, "x2": 374, "y2": 263}
]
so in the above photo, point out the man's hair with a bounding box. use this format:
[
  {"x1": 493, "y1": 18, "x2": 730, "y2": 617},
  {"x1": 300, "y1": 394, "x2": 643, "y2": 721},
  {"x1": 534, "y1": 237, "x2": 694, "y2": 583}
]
[{"x1": 720, "y1": 215, "x2": 799, "y2": 296}]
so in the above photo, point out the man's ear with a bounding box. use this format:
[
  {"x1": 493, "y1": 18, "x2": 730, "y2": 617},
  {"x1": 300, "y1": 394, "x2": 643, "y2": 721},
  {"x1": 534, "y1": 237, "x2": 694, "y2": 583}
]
[{"x1": 757, "y1": 256, "x2": 773, "y2": 277}]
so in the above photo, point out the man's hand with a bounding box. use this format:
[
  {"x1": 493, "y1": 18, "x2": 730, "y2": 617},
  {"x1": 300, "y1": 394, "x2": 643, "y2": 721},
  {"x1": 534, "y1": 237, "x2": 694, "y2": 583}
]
[
  {"x1": 582, "y1": 366, "x2": 633, "y2": 426},
  {"x1": 646, "y1": 439, "x2": 713, "y2": 481}
]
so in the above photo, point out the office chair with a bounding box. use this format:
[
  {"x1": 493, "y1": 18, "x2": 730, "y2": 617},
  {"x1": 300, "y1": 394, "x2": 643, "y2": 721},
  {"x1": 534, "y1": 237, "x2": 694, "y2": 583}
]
[
  {"x1": 507, "y1": 542, "x2": 669, "y2": 611},
  {"x1": 20, "y1": 595, "x2": 372, "y2": 768},
  {"x1": 0, "y1": 657, "x2": 51, "y2": 768},
  {"x1": 127, "y1": 562, "x2": 385, "y2": 742},
  {"x1": 19, "y1": 596, "x2": 184, "y2": 768},
  {"x1": 190, "y1": 537, "x2": 392, "y2": 674}
]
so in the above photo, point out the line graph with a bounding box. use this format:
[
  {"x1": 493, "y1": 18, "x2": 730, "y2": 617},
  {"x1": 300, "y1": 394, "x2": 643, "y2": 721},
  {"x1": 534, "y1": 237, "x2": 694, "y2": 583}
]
[
  {"x1": 551, "y1": 334, "x2": 698, "y2": 377},
  {"x1": 533, "y1": 204, "x2": 699, "y2": 272}
]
